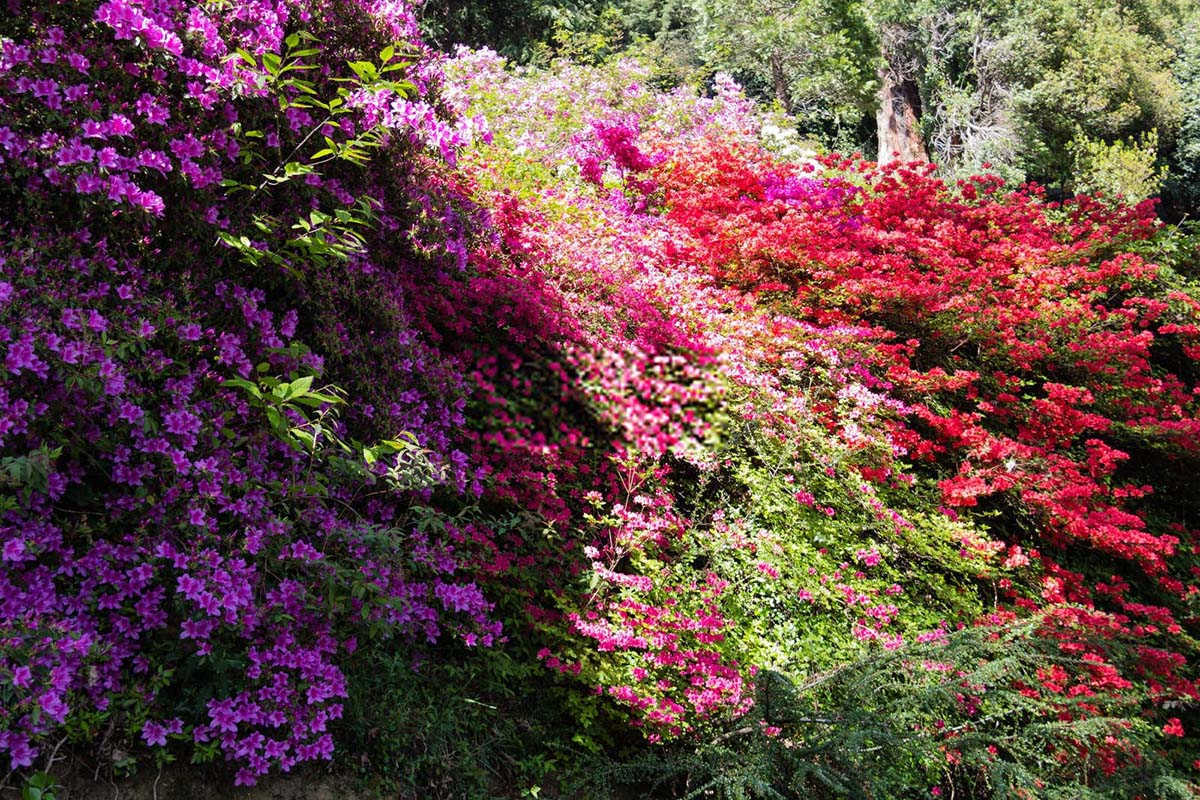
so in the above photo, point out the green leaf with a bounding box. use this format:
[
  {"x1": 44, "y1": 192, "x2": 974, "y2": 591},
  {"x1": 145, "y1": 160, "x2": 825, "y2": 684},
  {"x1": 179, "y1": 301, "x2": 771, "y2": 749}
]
[
  {"x1": 347, "y1": 60, "x2": 378, "y2": 82},
  {"x1": 290, "y1": 428, "x2": 316, "y2": 450},
  {"x1": 308, "y1": 391, "x2": 343, "y2": 405},
  {"x1": 284, "y1": 375, "x2": 314, "y2": 400},
  {"x1": 220, "y1": 378, "x2": 263, "y2": 400}
]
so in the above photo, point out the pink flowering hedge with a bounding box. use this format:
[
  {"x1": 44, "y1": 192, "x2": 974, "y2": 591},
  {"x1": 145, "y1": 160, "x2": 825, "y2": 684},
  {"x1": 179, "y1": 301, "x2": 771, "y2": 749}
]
[{"x1": 2, "y1": 4, "x2": 1199, "y2": 797}]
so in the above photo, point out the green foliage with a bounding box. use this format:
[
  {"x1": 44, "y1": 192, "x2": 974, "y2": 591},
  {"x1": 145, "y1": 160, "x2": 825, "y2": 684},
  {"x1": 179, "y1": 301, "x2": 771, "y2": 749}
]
[
  {"x1": 340, "y1": 643, "x2": 580, "y2": 798},
  {"x1": 224, "y1": 368, "x2": 347, "y2": 450},
  {"x1": 668, "y1": 412, "x2": 993, "y2": 676},
  {"x1": 418, "y1": 0, "x2": 625, "y2": 60},
  {"x1": 223, "y1": 365, "x2": 447, "y2": 494},
  {"x1": 1162, "y1": 14, "x2": 1200, "y2": 218},
  {"x1": 997, "y1": 0, "x2": 1182, "y2": 187},
  {"x1": 690, "y1": 0, "x2": 878, "y2": 147},
  {"x1": 0, "y1": 445, "x2": 62, "y2": 510},
  {"x1": 596, "y1": 617, "x2": 1190, "y2": 799},
  {"x1": 1069, "y1": 130, "x2": 1167, "y2": 202},
  {"x1": 20, "y1": 772, "x2": 59, "y2": 800},
  {"x1": 217, "y1": 40, "x2": 411, "y2": 276},
  {"x1": 856, "y1": 0, "x2": 1188, "y2": 186}
]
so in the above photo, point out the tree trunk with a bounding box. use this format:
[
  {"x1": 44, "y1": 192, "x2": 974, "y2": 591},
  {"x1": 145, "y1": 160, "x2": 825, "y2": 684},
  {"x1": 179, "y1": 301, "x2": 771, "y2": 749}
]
[
  {"x1": 876, "y1": 68, "x2": 928, "y2": 163},
  {"x1": 769, "y1": 53, "x2": 793, "y2": 115}
]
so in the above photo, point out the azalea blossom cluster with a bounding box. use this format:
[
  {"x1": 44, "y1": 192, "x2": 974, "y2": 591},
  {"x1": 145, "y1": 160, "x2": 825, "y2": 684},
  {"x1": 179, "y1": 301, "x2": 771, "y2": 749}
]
[
  {"x1": 443, "y1": 47, "x2": 1198, "y2": 782},
  {"x1": 655, "y1": 144, "x2": 1200, "y2": 743},
  {"x1": 442, "y1": 49, "x2": 1002, "y2": 736},
  {"x1": 658, "y1": 140, "x2": 1200, "y2": 667},
  {"x1": 0, "y1": 0, "x2": 505, "y2": 784}
]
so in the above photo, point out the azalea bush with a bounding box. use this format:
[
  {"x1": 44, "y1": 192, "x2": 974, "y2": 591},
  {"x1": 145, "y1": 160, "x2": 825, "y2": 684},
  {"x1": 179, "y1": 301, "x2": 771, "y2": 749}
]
[
  {"x1": 0, "y1": 0, "x2": 502, "y2": 786},
  {"x1": 440, "y1": 49, "x2": 1200, "y2": 793}
]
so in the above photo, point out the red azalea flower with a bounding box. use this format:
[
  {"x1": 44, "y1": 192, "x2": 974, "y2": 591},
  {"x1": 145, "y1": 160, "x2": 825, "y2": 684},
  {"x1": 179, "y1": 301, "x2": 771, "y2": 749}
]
[{"x1": 1162, "y1": 717, "x2": 1185, "y2": 737}]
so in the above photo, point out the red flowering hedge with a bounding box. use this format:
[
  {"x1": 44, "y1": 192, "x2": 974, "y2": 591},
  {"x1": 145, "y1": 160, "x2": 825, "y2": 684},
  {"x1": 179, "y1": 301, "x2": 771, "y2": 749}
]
[
  {"x1": 659, "y1": 142, "x2": 1200, "y2": 602},
  {"x1": 655, "y1": 139, "x2": 1200, "y2": 737}
]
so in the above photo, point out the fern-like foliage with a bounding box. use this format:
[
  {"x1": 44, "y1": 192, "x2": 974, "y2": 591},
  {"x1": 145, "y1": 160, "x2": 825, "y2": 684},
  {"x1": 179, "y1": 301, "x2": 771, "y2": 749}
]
[{"x1": 597, "y1": 613, "x2": 1191, "y2": 799}]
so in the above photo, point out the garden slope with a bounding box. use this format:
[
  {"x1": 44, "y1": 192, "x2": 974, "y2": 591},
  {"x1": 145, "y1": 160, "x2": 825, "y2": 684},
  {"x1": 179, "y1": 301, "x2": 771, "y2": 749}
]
[{"x1": 1, "y1": 6, "x2": 1198, "y2": 798}]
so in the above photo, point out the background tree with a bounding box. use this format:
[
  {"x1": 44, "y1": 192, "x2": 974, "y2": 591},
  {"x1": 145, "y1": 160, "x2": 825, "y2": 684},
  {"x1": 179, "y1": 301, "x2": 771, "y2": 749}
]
[
  {"x1": 418, "y1": 0, "x2": 624, "y2": 60},
  {"x1": 417, "y1": 0, "x2": 1195, "y2": 207},
  {"x1": 1162, "y1": 8, "x2": 1200, "y2": 218},
  {"x1": 866, "y1": 0, "x2": 934, "y2": 163},
  {"x1": 690, "y1": 0, "x2": 878, "y2": 150},
  {"x1": 994, "y1": 0, "x2": 1183, "y2": 192}
]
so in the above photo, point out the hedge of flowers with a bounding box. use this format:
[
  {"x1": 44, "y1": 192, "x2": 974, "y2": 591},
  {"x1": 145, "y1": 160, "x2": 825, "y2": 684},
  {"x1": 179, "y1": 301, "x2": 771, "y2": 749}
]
[
  {"x1": 2, "y1": 3, "x2": 1199, "y2": 795},
  {"x1": 0, "y1": 0, "x2": 501, "y2": 785},
  {"x1": 441, "y1": 48, "x2": 1200, "y2": 790}
]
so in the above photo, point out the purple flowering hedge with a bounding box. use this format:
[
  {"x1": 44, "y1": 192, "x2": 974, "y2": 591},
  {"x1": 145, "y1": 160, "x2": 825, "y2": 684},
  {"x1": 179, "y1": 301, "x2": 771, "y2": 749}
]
[{"x1": 0, "y1": 0, "x2": 504, "y2": 786}]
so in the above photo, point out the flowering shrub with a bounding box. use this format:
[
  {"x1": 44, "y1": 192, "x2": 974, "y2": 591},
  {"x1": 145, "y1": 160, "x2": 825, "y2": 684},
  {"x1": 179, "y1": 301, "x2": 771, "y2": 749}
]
[
  {"x1": 2, "y1": 6, "x2": 1198, "y2": 794},
  {"x1": 657, "y1": 140, "x2": 1200, "y2": 643},
  {"x1": 0, "y1": 0, "x2": 501, "y2": 785},
  {"x1": 441, "y1": 49, "x2": 1200, "y2": 792},
  {"x1": 649, "y1": 143, "x2": 1200, "y2": 781}
]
